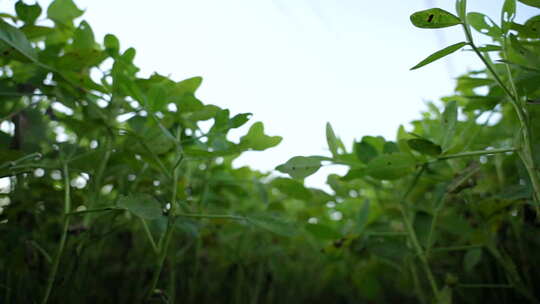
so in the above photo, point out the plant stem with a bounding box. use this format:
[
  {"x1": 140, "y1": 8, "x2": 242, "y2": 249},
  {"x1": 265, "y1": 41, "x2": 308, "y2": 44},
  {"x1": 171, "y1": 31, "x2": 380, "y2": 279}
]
[
  {"x1": 461, "y1": 19, "x2": 540, "y2": 215},
  {"x1": 141, "y1": 218, "x2": 159, "y2": 254},
  {"x1": 146, "y1": 129, "x2": 184, "y2": 300},
  {"x1": 435, "y1": 147, "x2": 517, "y2": 162},
  {"x1": 41, "y1": 163, "x2": 71, "y2": 304},
  {"x1": 397, "y1": 166, "x2": 440, "y2": 299}
]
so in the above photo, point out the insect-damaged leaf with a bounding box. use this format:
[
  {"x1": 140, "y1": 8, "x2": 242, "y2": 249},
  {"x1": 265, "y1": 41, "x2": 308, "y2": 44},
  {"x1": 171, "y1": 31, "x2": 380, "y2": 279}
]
[
  {"x1": 411, "y1": 42, "x2": 468, "y2": 70},
  {"x1": 467, "y1": 12, "x2": 503, "y2": 38},
  {"x1": 410, "y1": 8, "x2": 462, "y2": 29},
  {"x1": 118, "y1": 194, "x2": 163, "y2": 220},
  {"x1": 407, "y1": 138, "x2": 442, "y2": 156},
  {"x1": 276, "y1": 156, "x2": 323, "y2": 179},
  {"x1": 366, "y1": 153, "x2": 416, "y2": 180}
]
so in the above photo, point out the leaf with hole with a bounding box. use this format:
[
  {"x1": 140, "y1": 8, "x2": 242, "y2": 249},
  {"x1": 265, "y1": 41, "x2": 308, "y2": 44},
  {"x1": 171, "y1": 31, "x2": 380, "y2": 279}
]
[
  {"x1": 467, "y1": 12, "x2": 503, "y2": 38},
  {"x1": 410, "y1": 8, "x2": 462, "y2": 29},
  {"x1": 411, "y1": 42, "x2": 468, "y2": 70}
]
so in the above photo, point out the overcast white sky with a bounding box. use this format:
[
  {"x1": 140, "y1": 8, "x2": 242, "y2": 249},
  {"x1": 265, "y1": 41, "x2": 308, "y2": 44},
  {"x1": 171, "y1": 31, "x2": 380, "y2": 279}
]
[{"x1": 1, "y1": 0, "x2": 538, "y2": 187}]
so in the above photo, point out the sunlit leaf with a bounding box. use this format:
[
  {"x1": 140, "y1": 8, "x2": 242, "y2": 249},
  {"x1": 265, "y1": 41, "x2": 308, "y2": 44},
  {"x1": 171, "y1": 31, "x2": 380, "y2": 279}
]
[
  {"x1": 411, "y1": 42, "x2": 468, "y2": 70},
  {"x1": 239, "y1": 122, "x2": 282, "y2": 151},
  {"x1": 326, "y1": 122, "x2": 339, "y2": 157},
  {"x1": 410, "y1": 8, "x2": 462, "y2": 29},
  {"x1": 47, "y1": 0, "x2": 83, "y2": 25}
]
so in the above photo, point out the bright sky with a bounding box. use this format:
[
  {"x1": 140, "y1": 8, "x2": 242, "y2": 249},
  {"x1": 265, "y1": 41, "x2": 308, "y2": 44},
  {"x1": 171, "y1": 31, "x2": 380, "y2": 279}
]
[{"x1": 1, "y1": 0, "x2": 538, "y2": 188}]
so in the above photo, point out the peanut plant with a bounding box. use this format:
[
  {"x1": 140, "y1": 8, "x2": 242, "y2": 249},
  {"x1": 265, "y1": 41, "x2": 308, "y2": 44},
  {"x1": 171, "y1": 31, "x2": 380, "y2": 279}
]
[{"x1": 1, "y1": 0, "x2": 540, "y2": 303}]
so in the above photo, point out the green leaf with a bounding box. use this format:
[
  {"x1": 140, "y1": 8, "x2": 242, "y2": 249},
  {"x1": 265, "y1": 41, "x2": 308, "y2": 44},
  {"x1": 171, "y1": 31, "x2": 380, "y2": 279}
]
[
  {"x1": 326, "y1": 122, "x2": 339, "y2": 157},
  {"x1": 467, "y1": 12, "x2": 503, "y2": 38},
  {"x1": 464, "y1": 248, "x2": 482, "y2": 272},
  {"x1": 305, "y1": 223, "x2": 341, "y2": 240},
  {"x1": 357, "y1": 200, "x2": 370, "y2": 233},
  {"x1": 411, "y1": 42, "x2": 468, "y2": 70},
  {"x1": 413, "y1": 211, "x2": 434, "y2": 247},
  {"x1": 118, "y1": 194, "x2": 163, "y2": 220},
  {"x1": 0, "y1": 19, "x2": 38, "y2": 62},
  {"x1": 437, "y1": 286, "x2": 453, "y2": 304},
  {"x1": 440, "y1": 100, "x2": 458, "y2": 151},
  {"x1": 502, "y1": 0, "x2": 517, "y2": 33},
  {"x1": 247, "y1": 214, "x2": 296, "y2": 237},
  {"x1": 239, "y1": 122, "x2": 282, "y2": 151},
  {"x1": 72, "y1": 21, "x2": 94, "y2": 50},
  {"x1": 366, "y1": 153, "x2": 416, "y2": 180},
  {"x1": 275, "y1": 156, "x2": 322, "y2": 179},
  {"x1": 15, "y1": 1, "x2": 42, "y2": 24},
  {"x1": 104, "y1": 34, "x2": 120, "y2": 55},
  {"x1": 354, "y1": 140, "x2": 378, "y2": 164},
  {"x1": 271, "y1": 178, "x2": 312, "y2": 201},
  {"x1": 407, "y1": 138, "x2": 442, "y2": 156},
  {"x1": 518, "y1": 0, "x2": 540, "y2": 8},
  {"x1": 410, "y1": 8, "x2": 462, "y2": 29},
  {"x1": 47, "y1": 0, "x2": 83, "y2": 25}
]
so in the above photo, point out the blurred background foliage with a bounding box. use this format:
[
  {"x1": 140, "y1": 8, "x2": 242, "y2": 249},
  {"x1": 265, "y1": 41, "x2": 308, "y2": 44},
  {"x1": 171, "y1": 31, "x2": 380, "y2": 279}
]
[{"x1": 1, "y1": 0, "x2": 540, "y2": 303}]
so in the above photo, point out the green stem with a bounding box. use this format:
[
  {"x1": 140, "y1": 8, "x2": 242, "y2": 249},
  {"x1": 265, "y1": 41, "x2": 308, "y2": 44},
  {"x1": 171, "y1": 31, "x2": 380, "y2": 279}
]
[
  {"x1": 461, "y1": 19, "x2": 540, "y2": 215},
  {"x1": 431, "y1": 244, "x2": 483, "y2": 253},
  {"x1": 434, "y1": 147, "x2": 517, "y2": 162},
  {"x1": 176, "y1": 213, "x2": 246, "y2": 221},
  {"x1": 41, "y1": 163, "x2": 71, "y2": 304},
  {"x1": 458, "y1": 284, "x2": 513, "y2": 289},
  {"x1": 397, "y1": 166, "x2": 440, "y2": 299},
  {"x1": 146, "y1": 129, "x2": 184, "y2": 300},
  {"x1": 141, "y1": 218, "x2": 159, "y2": 254}
]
